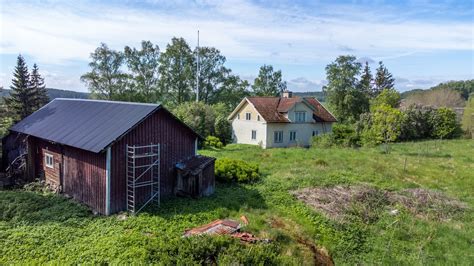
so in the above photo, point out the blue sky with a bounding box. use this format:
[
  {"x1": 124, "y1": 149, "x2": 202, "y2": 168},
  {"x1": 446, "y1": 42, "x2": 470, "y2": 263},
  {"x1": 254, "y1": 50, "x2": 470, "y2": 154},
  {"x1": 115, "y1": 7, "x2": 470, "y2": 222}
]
[{"x1": 0, "y1": 0, "x2": 473, "y2": 92}]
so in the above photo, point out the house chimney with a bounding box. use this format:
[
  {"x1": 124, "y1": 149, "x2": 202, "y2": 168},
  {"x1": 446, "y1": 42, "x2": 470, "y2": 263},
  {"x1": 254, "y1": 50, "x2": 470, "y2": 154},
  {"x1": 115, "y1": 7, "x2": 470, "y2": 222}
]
[{"x1": 282, "y1": 90, "x2": 292, "y2": 98}]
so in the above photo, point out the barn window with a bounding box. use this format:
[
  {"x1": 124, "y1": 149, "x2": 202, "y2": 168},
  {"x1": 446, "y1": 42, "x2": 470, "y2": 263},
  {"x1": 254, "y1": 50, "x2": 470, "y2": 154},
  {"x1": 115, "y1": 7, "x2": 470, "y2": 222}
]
[
  {"x1": 245, "y1": 112, "x2": 251, "y2": 120},
  {"x1": 251, "y1": 130, "x2": 257, "y2": 140},
  {"x1": 45, "y1": 153, "x2": 54, "y2": 168},
  {"x1": 274, "y1": 131, "x2": 283, "y2": 143}
]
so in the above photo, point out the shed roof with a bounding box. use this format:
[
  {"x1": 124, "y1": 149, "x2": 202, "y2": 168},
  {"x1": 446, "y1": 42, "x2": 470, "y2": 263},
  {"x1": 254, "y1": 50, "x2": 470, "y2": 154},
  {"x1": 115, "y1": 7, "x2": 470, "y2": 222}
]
[{"x1": 10, "y1": 98, "x2": 199, "y2": 153}]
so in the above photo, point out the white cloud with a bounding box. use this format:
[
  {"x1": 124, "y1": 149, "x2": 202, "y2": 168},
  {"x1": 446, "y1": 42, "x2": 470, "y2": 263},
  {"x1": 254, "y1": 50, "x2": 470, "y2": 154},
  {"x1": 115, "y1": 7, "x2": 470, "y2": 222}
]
[{"x1": 1, "y1": 0, "x2": 472, "y2": 65}]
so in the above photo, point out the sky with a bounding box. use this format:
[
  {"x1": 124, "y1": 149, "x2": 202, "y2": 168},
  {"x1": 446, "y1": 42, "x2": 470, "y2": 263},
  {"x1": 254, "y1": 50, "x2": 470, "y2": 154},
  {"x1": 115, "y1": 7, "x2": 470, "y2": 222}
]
[{"x1": 0, "y1": 0, "x2": 473, "y2": 93}]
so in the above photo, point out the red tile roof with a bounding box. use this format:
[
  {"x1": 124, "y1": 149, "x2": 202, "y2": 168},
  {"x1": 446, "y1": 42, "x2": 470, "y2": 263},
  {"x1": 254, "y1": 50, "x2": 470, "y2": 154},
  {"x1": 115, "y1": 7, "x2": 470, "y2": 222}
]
[{"x1": 247, "y1": 96, "x2": 336, "y2": 123}]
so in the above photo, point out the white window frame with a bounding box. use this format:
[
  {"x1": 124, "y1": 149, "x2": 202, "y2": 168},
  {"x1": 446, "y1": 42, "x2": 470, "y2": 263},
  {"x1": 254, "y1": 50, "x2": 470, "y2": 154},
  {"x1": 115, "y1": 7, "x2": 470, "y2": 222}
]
[
  {"x1": 274, "y1": 131, "x2": 283, "y2": 143},
  {"x1": 45, "y1": 153, "x2": 54, "y2": 169},
  {"x1": 245, "y1": 112, "x2": 251, "y2": 120},
  {"x1": 312, "y1": 130, "x2": 319, "y2": 137},
  {"x1": 289, "y1": 131, "x2": 297, "y2": 141},
  {"x1": 251, "y1": 130, "x2": 257, "y2": 140},
  {"x1": 295, "y1": 111, "x2": 306, "y2": 122}
]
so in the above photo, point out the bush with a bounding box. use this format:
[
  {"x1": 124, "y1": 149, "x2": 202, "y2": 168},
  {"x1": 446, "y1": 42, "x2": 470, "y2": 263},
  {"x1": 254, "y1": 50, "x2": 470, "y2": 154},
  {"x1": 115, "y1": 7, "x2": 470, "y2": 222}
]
[
  {"x1": 203, "y1": 136, "x2": 223, "y2": 149},
  {"x1": 311, "y1": 134, "x2": 335, "y2": 148},
  {"x1": 215, "y1": 158, "x2": 260, "y2": 183},
  {"x1": 430, "y1": 107, "x2": 461, "y2": 139}
]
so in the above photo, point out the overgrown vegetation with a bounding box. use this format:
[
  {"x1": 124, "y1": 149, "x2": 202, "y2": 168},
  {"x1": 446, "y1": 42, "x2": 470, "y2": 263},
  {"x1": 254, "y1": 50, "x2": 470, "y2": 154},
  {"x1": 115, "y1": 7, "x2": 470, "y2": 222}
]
[
  {"x1": 1, "y1": 140, "x2": 472, "y2": 264},
  {"x1": 214, "y1": 158, "x2": 260, "y2": 183}
]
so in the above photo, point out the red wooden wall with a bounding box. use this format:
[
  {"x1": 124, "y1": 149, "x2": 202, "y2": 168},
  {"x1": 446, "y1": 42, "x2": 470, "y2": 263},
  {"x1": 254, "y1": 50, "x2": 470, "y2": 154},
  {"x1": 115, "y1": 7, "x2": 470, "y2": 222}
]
[{"x1": 110, "y1": 109, "x2": 196, "y2": 213}]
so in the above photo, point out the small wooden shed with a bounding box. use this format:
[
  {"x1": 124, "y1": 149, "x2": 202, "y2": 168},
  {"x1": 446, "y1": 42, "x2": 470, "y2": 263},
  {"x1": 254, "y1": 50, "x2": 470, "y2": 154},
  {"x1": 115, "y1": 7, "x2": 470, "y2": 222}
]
[{"x1": 4, "y1": 98, "x2": 215, "y2": 215}]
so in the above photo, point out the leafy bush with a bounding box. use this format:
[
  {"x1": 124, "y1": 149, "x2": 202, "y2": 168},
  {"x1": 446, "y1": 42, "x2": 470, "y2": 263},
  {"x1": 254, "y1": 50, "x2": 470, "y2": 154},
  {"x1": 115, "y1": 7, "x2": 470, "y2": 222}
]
[
  {"x1": 399, "y1": 105, "x2": 435, "y2": 141},
  {"x1": 311, "y1": 134, "x2": 335, "y2": 148},
  {"x1": 215, "y1": 158, "x2": 260, "y2": 183},
  {"x1": 311, "y1": 124, "x2": 359, "y2": 148},
  {"x1": 429, "y1": 107, "x2": 461, "y2": 139},
  {"x1": 203, "y1": 136, "x2": 223, "y2": 149}
]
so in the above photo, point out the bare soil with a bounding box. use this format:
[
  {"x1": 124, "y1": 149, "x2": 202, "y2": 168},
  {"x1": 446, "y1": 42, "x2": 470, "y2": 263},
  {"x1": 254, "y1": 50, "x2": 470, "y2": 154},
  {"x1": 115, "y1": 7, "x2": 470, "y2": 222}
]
[{"x1": 292, "y1": 186, "x2": 468, "y2": 222}]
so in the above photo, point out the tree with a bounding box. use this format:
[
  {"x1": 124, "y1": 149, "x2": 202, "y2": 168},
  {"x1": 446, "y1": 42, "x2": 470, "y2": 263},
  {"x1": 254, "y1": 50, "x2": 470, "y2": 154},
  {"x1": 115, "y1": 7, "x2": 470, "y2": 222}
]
[
  {"x1": 5, "y1": 55, "x2": 36, "y2": 120},
  {"x1": 371, "y1": 88, "x2": 400, "y2": 109},
  {"x1": 29, "y1": 63, "x2": 49, "y2": 110},
  {"x1": 374, "y1": 61, "x2": 395, "y2": 97},
  {"x1": 252, "y1": 65, "x2": 286, "y2": 96},
  {"x1": 399, "y1": 105, "x2": 435, "y2": 141},
  {"x1": 214, "y1": 74, "x2": 250, "y2": 110},
  {"x1": 429, "y1": 107, "x2": 460, "y2": 139},
  {"x1": 173, "y1": 101, "x2": 216, "y2": 138},
  {"x1": 359, "y1": 61, "x2": 373, "y2": 97},
  {"x1": 404, "y1": 88, "x2": 465, "y2": 108},
  {"x1": 361, "y1": 104, "x2": 403, "y2": 148},
  {"x1": 194, "y1": 47, "x2": 227, "y2": 104},
  {"x1": 81, "y1": 43, "x2": 128, "y2": 100},
  {"x1": 159, "y1": 37, "x2": 195, "y2": 106},
  {"x1": 124, "y1": 40, "x2": 160, "y2": 103},
  {"x1": 430, "y1": 80, "x2": 474, "y2": 100},
  {"x1": 324, "y1": 55, "x2": 368, "y2": 123},
  {"x1": 461, "y1": 94, "x2": 474, "y2": 138}
]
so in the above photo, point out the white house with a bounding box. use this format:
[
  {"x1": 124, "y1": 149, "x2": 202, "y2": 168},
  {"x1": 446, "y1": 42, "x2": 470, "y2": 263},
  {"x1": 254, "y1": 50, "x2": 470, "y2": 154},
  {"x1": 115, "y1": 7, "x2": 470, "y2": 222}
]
[{"x1": 228, "y1": 91, "x2": 337, "y2": 148}]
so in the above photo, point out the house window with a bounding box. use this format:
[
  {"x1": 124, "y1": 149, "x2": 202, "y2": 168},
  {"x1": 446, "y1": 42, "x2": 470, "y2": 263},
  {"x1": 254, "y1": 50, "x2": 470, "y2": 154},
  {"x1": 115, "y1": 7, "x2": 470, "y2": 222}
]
[
  {"x1": 289, "y1": 131, "x2": 297, "y2": 141},
  {"x1": 312, "y1": 130, "x2": 319, "y2": 136},
  {"x1": 246, "y1": 112, "x2": 251, "y2": 120},
  {"x1": 295, "y1": 111, "x2": 306, "y2": 122},
  {"x1": 257, "y1": 115, "x2": 260, "y2": 121},
  {"x1": 274, "y1": 131, "x2": 283, "y2": 143},
  {"x1": 45, "y1": 153, "x2": 54, "y2": 168},
  {"x1": 237, "y1": 114, "x2": 240, "y2": 120},
  {"x1": 251, "y1": 130, "x2": 257, "y2": 140}
]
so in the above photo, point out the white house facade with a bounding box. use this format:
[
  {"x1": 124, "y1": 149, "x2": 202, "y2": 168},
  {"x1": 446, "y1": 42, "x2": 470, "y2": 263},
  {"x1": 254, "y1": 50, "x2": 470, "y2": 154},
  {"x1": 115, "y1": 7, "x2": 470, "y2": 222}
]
[{"x1": 228, "y1": 91, "x2": 337, "y2": 148}]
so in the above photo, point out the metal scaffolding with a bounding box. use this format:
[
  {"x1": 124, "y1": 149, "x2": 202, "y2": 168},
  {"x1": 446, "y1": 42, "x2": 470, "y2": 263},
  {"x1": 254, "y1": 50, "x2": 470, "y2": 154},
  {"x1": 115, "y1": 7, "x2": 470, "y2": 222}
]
[{"x1": 126, "y1": 144, "x2": 160, "y2": 214}]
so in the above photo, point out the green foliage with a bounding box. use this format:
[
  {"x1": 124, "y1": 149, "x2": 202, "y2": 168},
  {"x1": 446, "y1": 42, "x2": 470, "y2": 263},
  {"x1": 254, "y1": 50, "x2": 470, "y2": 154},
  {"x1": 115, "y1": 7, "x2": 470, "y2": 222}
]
[
  {"x1": 324, "y1": 55, "x2": 369, "y2": 123},
  {"x1": 0, "y1": 116, "x2": 14, "y2": 137},
  {"x1": 371, "y1": 88, "x2": 400, "y2": 109},
  {"x1": 399, "y1": 105, "x2": 435, "y2": 141},
  {"x1": 311, "y1": 124, "x2": 359, "y2": 148},
  {"x1": 124, "y1": 40, "x2": 161, "y2": 103},
  {"x1": 80, "y1": 43, "x2": 128, "y2": 101},
  {"x1": 252, "y1": 65, "x2": 286, "y2": 96},
  {"x1": 361, "y1": 104, "x2": 403, "y2": 145},
  {"x1": 461, "y1": 95, "x2": 474, "y2": 138},
  {"x1": 173, "y1": 101, "x2": 215, "y2": 137},
  {"x1": 215, "y1": 158, "x2": 260, "y2": 183},
  {"x1": 194, "y1": 47, "x2": 227, "y2": 104},
  {"x1": 4, "y1": 55, "x2": 35, "y2": 120},
  {"x1": 429, "y1": 107, "x2": 461, "y2": 139},
  {"x1": 213, "y1": 74, "x2": 250, "y2": 110},
  {"x1": 203, "y1": 136, "x2": 223, "y2": 149},
  {"x1": 429, "y1": 79, "x2": 474, "y2": 100},
  {"x1": 374, "y1": 61, "x2": 395, "y2": 96},
  {"x1": 29, "y1": 64, "x2": 49, "y2": 110}
]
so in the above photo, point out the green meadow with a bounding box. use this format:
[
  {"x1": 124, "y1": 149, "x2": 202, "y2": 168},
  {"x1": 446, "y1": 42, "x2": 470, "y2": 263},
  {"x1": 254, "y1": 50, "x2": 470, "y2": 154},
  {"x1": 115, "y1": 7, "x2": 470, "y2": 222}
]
[{"x1": 1, "y1": 140, "x2": 473, "y2": 264}]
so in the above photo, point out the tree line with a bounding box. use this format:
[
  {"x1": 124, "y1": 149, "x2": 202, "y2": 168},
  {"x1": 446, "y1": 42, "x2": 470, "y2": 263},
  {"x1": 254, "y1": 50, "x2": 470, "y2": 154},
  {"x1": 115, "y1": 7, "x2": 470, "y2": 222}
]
[
  {"x1": 0, "y1": 55, "x2": 49, "y2": 137},
  {"x1": 316, "y1": 55, "x2": 466, "y2": 149},
  {"x1": 81, "y1": 38, "x2": 287, "y2": 110}
]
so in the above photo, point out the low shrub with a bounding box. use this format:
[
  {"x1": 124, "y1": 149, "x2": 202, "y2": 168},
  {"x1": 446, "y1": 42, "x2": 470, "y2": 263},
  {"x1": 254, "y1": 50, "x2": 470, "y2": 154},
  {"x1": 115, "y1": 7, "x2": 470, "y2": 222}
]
[
  {"x1": 204, "y1": 136, "x2": 223, "y2": 149},
  {"x1": 311, "y1": 134, "x2": 335, "y2": 148},
  {"x1": 215, "y1": 158, "x2": 260, "y2": 183}
]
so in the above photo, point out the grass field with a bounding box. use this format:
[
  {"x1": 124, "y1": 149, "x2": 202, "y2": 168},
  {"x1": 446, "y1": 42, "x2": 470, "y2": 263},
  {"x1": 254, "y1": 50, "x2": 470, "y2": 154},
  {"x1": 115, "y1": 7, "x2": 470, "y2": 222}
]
[{"x1": 1, "y1": 140, "x2": 473, "y2": 264}]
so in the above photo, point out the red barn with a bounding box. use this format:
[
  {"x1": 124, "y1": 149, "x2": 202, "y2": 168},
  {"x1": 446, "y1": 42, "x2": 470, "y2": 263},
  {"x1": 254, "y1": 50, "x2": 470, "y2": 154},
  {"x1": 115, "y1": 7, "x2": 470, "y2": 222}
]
[{"x1": 5, "y1": 99, "x2": 215, "y2": 215}]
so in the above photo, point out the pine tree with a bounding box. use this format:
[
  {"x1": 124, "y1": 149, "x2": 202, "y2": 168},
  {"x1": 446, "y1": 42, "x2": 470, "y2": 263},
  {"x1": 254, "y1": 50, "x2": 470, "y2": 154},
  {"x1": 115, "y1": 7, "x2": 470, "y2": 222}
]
[
  {"x1": 30, "y1": 63, "x2": 49, "y2": 110},
  {"x1": 374, "y1": 61, "x2": 395, "y2": 97},
  {"x1": 5, "y1": 55, "x2": 36, "y2": 120},
  {"x1": 359, "y1": 61, "x2": 373, "y2": 97}
]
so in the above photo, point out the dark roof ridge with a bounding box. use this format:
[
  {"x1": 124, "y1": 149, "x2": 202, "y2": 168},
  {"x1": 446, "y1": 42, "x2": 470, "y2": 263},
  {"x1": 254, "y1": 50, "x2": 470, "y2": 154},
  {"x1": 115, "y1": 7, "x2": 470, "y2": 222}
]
[{"x1": 54, "y1": 98, "x2": 160, "y2": 107}]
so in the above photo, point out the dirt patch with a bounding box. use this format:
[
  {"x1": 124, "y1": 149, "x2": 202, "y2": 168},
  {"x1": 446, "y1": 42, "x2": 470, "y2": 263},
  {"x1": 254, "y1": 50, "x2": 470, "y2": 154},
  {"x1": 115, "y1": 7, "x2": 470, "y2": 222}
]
[{"x1": 292, "y1": 186, "x2": 468, "y2": 222}]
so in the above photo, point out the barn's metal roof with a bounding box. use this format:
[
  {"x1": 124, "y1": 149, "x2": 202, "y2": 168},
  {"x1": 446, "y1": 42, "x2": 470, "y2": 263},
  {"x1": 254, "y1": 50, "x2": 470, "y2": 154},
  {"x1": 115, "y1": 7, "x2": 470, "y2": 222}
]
[{"x1": 10, "y1": 98, "x2": 165, "y2": 153}]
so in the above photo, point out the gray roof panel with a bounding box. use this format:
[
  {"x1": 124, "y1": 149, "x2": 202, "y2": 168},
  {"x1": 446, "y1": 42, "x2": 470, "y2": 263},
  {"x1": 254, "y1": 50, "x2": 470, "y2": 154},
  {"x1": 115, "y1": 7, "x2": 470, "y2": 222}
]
[{"x1": 10, "y1": 99, "x2": 161, "y2": 153}]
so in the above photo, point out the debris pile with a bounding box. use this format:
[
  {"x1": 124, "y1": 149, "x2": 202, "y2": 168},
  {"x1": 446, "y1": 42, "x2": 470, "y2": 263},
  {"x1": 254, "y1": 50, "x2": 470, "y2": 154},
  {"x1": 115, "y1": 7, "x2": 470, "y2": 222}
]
[
  {"x1": 293, "y1": 185, "x2": 468, "y2": 222},
  {"x1": 183, "y1": 215, "x2": 271, "y2": 243}
]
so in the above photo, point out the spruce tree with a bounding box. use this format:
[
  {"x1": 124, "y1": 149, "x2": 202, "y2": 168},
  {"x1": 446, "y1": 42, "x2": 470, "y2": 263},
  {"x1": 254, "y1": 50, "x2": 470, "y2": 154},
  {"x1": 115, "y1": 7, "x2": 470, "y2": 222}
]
[
  {"x1": 359, "y1": 61, "x2": 373, "y2": 97},
  {"x1": 30, "y1": 63, "x2": 49, "y2": 110},
  {"x1": 374, "y1": 61, "x2": 395, "y2": 97},
  {"x1": 5, "y1": 55, "x2": 36, "y2": 120}
]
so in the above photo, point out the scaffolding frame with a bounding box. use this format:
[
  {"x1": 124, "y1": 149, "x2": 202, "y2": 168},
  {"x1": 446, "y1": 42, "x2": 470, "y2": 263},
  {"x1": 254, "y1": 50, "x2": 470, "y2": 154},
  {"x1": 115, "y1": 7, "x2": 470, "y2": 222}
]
[{"x1": 126, "y1": 144, "x2": 160, "y2": 214}]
